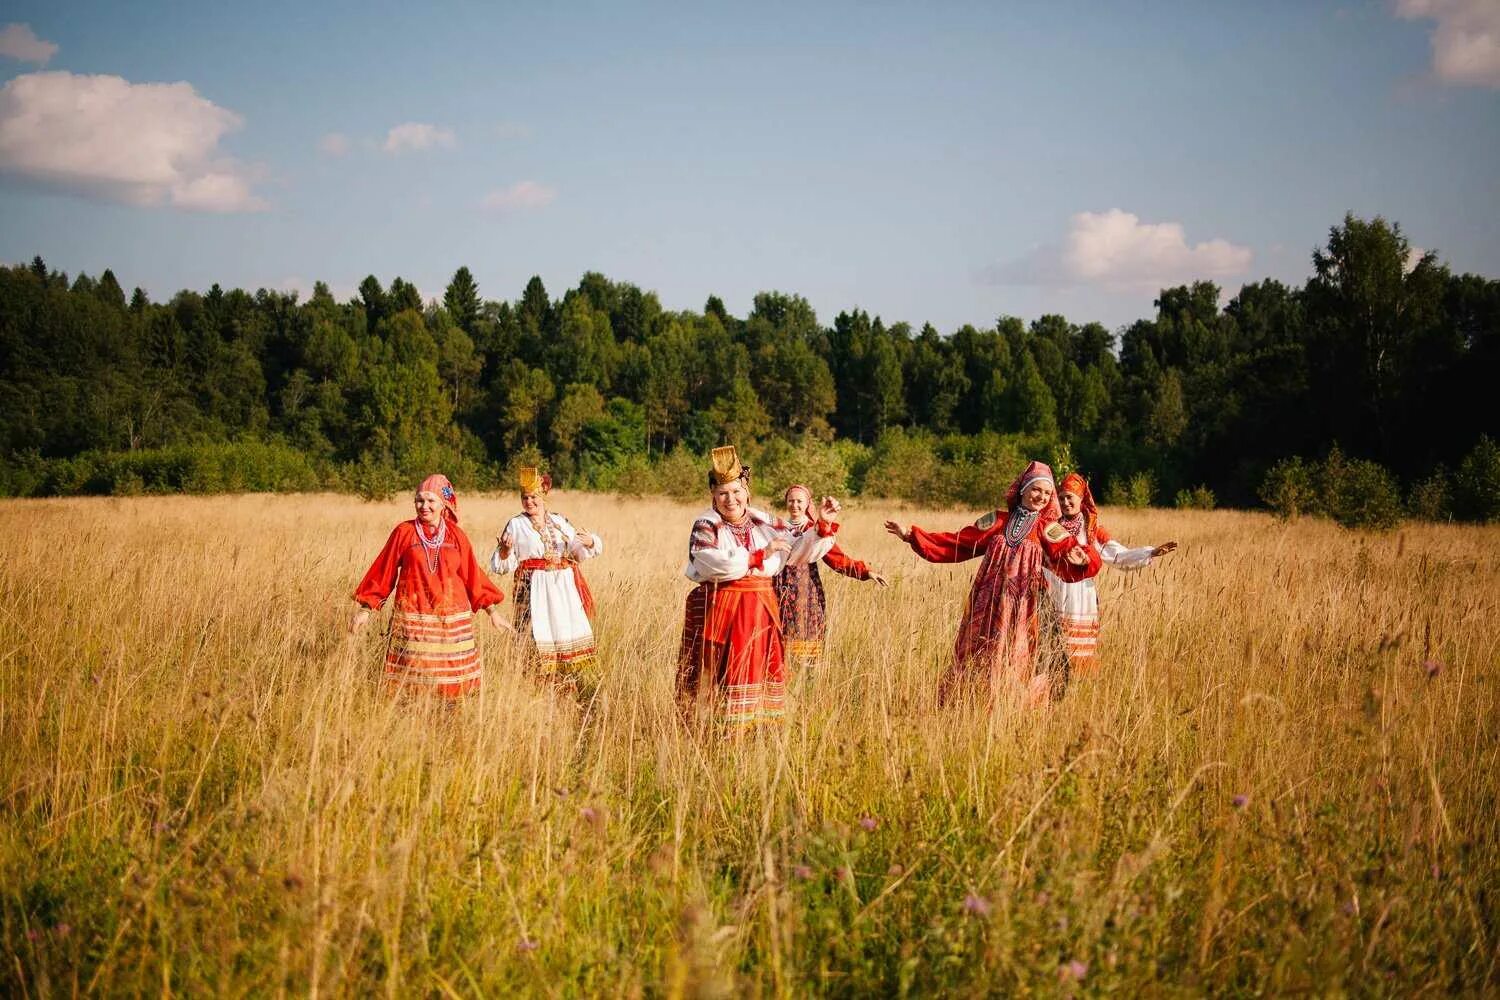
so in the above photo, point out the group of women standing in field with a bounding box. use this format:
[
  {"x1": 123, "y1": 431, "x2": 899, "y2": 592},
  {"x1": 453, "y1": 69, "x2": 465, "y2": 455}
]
[{"x1": 350, "y1": 447, "x2": 1175, "y2": 731}]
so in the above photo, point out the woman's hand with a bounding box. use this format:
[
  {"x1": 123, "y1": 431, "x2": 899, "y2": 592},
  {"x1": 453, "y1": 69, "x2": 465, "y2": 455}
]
[
  {"x1": 1152, "y1": 541, "x2": 1178, "y2": 558},
  {"x1": 869, "y1": 571, "x2": 889, "y2": 588},
  {"x1": 578, "y1": 531, "x2": 597, "y2": 550},
  {"x1": 495, "y1": 530, "x2": 512, "y2": 560},
  {"x1": 349, "y1": 606, "x2": 372, "y2": 634},
  {"x1": 486, "y1": 605, "x2": 515, "y2": 633},
  {"x1": 819, "y1": 496, "x2": 842, "y2": 525},
  {"x1": 883, "y1": 520, "x2": 911, "y2": 543},
  {"x1": 1065, "y1": 546, "x2": 1089, "y2": 566},
  {"x1": 766, "y1": 537, "x2": 792, "y2": 559}
]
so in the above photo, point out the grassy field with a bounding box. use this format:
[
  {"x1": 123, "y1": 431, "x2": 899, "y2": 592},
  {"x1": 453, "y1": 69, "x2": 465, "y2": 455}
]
[{"x1": 1, "y1": 491, "x2": 1496, "y2": 996}]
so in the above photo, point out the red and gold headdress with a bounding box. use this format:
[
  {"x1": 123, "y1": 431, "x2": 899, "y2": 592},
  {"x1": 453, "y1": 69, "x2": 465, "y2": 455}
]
[{"x1": 519, "y1": 466, "x2": 552, "y2": 494}]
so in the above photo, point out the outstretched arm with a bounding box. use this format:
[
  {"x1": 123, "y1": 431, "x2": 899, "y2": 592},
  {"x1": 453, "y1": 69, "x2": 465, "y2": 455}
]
[{"x1": 885, "y1": 520, "x2": 994, "y2": 564}]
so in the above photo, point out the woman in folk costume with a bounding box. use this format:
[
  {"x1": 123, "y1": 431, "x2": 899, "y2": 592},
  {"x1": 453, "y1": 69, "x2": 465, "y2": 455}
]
[
  {"x1": 351, "y1": 474, "x2": 512, "y2": 698},
  {"x1": 884, "y1": 460, "x2": 1099, "y2": 706},
  {"x1": 676, "y1": 446, "x2": 842, "y2": 731},
  {"x1": 489, "y1": 467, "x2": 603, "y2": 686},
  {"x1": 773, "y1": 483, "x2": 887, "y2": 666},
  {"x1": 1045, "y1": 471, "x2": 1177, "y2": 674}
]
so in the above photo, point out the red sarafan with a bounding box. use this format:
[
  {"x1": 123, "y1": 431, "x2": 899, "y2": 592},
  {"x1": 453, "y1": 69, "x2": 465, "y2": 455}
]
[
  {"x1": 352, "y1": 474, "x2": 505, "y2": 698},
  {"x1": 892, "y1": 460, "x2": 1098, "y2": 706}
]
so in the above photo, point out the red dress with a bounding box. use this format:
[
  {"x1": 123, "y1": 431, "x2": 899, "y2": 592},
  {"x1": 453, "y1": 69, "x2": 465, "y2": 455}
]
[
  {"x1": 354, "y1": 519, "x2": 505, "y2": 697},
  {"x1": 908, "y1": 507, "x2": 1099, "y2": 701}
]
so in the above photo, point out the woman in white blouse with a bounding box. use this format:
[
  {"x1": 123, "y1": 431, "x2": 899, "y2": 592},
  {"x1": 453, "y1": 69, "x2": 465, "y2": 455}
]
[
  {"x1": 490, "y1": 467, "x2": 603, "y2": 688},
  {"x1": 675, "y1": 445, "x2": 840, "y2": 731}
]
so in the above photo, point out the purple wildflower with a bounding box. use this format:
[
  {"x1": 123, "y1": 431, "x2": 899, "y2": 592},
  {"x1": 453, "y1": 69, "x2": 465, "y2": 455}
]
[
  {"x1": 517, "y1": 937, "x2": 539, "y2": 953},
  {"x1": 1059, "y1": 959, "x2": 1088, "y2": 981},
  {"x1": 578, "y1": 806, "x2": 598, "y2": 824},
  {"x1": 962, "y1": 893, "x2": 992, "y2": 917},
  {"x1": 886, "y1": 863, "x2": 904, "y2": 877},
  {"x1": 1232, "y1": 794, "x2": 1249, "y2": 809},
  {"x1": 1424, "y1": 659, "x2": 1442, "y2": 679},
  {"x1": 858, "y1": 816, "x2": 878, "y2": 832},
  {"x1": 793, "y1": 864, "x2": 814, "y2": 880}
]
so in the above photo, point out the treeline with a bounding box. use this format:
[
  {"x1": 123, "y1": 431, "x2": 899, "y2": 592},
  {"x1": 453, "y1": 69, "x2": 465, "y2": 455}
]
[{"x1": 1, "y1": 213, "x2": 1497, "y2": 521}]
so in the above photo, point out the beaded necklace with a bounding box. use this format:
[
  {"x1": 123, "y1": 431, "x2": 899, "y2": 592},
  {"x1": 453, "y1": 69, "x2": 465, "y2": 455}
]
[
  {"x1": 528, "y1": 513, "x2": 565, "y2": 560},
  {"x1": 1002, "y1": 507, "x2": 1039, "y2": 548},
  {"x1": 416, "y1": 517, "x2": 447, "y2": 573}
]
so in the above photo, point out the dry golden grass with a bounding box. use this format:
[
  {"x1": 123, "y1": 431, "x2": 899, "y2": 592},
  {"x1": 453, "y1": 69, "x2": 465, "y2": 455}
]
[{"x1": 1, "y1": 491, "x2": 1496, "y2": 996}]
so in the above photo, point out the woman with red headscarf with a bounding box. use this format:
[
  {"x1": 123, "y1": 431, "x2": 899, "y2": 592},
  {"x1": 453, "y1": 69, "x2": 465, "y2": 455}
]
[
  {"x1": 1046, "y1": 471, "x2": 1177, "y2": 675},
  {"x1": 773, "y1": 483, "x2": 887, "y2": 668},
  {"x1": 489, "y1": 467, "x2": 602, "y2": 689},
  {"x1": 884, "y1": 460, "x2": 1098, "y2": 706},
  {"x1": 351, "y1": 474, "x2": 512, "y2": 698},
  {"x1": 676, "y1": 446, "x2": 842, "y2": 732}
]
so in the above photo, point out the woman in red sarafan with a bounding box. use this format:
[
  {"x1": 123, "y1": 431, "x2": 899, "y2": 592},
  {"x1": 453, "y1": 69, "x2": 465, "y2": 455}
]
[
  {"x1": 350, "y1": 473, "x2": 512, "y2": 698},
  {"x1": 885, "y1": 460, "x2": 1099, "y2": 707},
  {"x1": 773, "y1": 483, "x2": 887, "y2": 668},
  {"x1": 676, "y1": 446, "x2": 841, "y2": 732}
]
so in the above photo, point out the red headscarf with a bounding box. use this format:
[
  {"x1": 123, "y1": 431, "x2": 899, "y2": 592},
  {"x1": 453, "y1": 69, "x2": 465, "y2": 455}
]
[
  {"x1": 417, "y1": 473, "x2": 459, "y2": 524},
  {"x1": 1004, "y1": 460, "x2": 1061, "y2": 519},
  {"x1": 1059, "y1": 471, "x2": 1099, "y2": 539}
]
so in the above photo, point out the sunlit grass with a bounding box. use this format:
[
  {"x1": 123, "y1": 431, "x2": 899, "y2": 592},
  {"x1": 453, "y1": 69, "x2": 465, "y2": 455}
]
[{"x1": 1, "y1": 492, "x2": 1496, "y2": 995}]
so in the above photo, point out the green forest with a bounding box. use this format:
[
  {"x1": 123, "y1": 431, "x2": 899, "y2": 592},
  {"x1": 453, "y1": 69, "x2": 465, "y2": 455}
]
[{"x1": 2, "y1": 212, "x2": 1496, "y2": 525}]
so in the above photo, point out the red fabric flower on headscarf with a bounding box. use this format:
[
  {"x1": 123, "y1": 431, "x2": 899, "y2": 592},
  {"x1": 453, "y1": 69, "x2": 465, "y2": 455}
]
[
  {"x1": 1003, "y1": 460, "x2": 1060, "y2": 519},
  {"x1": 417, "y1": 473, "x2": 459, "y2": 524},
  {"x1": 1060, "y1": 471, "x2": 1099, "y2": 539}
]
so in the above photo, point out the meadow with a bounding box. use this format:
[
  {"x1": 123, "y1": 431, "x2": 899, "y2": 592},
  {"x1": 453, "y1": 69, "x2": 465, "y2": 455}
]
[{"x1": 1, "y1": 491, "x2": 1496, "y2": 996}]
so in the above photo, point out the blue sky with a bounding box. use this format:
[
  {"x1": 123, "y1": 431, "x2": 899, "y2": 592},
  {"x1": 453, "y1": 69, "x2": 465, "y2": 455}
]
[{"x1": 1, "y1": 1, "x2": 1496, "y2": 331}]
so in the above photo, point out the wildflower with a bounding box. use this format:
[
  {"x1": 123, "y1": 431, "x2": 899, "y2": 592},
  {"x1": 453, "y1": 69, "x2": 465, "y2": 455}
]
[
  {"x1": 1232, "y1": 794, "x2": 1249, "y2": 809},
  {"x1": 517, "y1": 937, "x2": 539, "y2": 953},
  {"x1": 25, "y1": 929, "x2": 38, "y2": 942},
  {"x1": 793, "y1": 864, "x2": 814, "y2": 880},
  {"x1": 578, "y1": 806, "x2": 598, "y2": 824},
  {"x1": 1059, "y1": 959, "x2": 1088, "y2": 981},
  {"x1": 886, "y1": 863, "x2": 904, "y2": 877},
  {"x1": 962, "y1": 893, "x2": 992, "y2": 917},
  {"x1": 1035, "y1": 891, "x2": 1051, "y2": 906},
  {"x1": 1424, "y1": 659, "x2": 1442, "y2": 679},
  {"x1": 858, "y1": 816, "x2": 878, "y2": 832},
  {"x1": 282, "y1": 872, "x2": 304, "y2": 891}
]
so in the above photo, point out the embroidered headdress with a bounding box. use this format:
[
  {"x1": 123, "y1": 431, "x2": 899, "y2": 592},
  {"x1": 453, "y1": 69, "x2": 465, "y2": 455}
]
[
  {"x1": 1059, "y1": 470, "x2": 1099, "y2": 539},
  {"x1": 998, "y1": 460, "x2": 1060, "y2": 548},
  {"x1": 708, "y1": 445, "x2": 751, "y2": 489},
  {"x1": 417, "y1": 472, "x2": 459, "y2": 523}
]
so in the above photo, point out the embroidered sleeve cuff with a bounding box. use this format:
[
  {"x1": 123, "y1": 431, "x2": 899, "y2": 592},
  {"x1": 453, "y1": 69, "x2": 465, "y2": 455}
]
[{"x1": 816, "y1": 519, "x2": 839, "y2": 537}]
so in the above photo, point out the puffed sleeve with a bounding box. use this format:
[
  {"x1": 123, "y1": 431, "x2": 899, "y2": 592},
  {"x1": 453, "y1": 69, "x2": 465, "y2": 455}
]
[
  {"x1": 781, "y1": 519, "x2": 837, "y2": 568},
  {"x1": 454, "y1": 527, "x2": 505, "y2": 611},
  {"x1": 684, "y1": 518, "x2": 751, "y2": 583},
  {"x1": 353, "y1": 523, "x2": 407, "y2": 610},
  {"x1": 907, "y1": 522, "x2": 994, "y2": 564},
  {"x1": 558, "y1": 515, "x2": 603, "y2": 561},
  {"x1": 489, "y1": 518, "x2": 522, "y2": 575},
  {"x1": 1099, "y1": 538, "x2": 1155, "y2": 570},
  {"x1": 822, "y1": 542, "x2": 871, "y2": 580},
  {"x1": 1040, "y1": 520, "x2": 1099, "y2": 582}
]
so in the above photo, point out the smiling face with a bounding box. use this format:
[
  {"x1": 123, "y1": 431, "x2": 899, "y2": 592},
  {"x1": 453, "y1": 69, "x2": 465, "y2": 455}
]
[
  {"x1": 1021, "y1": 480, "x2": 1055, "y2": 512},
  {"x1": 712, "y1": 480, "x2": 749, "y2": 524},
  {"x1": 784, "y1": 488, "x2": 811, "y2": 523},
  {"x1": 414, "y1": 490, "x2": 444, "y2": 526},
  {"x1": 520, "y1": 489, "x2": 546, "y2": 519},
  {"x1": 1060, "y1": 490, "x2": 1083, "y2": 517}
]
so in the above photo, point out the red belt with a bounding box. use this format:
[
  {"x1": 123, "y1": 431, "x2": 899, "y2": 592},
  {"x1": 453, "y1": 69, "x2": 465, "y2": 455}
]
[{"x1": 517, "y1": 558, "x2": 595, "y2": 619}]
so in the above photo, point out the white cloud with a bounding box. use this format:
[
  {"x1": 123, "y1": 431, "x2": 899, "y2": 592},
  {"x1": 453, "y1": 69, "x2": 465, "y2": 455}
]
[
  {"x1": 383, "y1": 122, "x2": 455, "y2": 154},
  {"x1": 1397, "y1": 0, "x2": 1500, "y2": 88},
  {"x1": 985, "y1": 209, "x2": 1252, "y2": 292},
  {"x1": 480, "y1": 180, "x2": 556, "y2": 213},
  {"x1": 0, "y1": 71, "x2": 267, "y2": 212},
  {"x1": 318, "y1": 131, "x2": 350, "y2": 157},
  {"x1": 0, "y1": 23, "x2": 57, "y2": 65}
]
